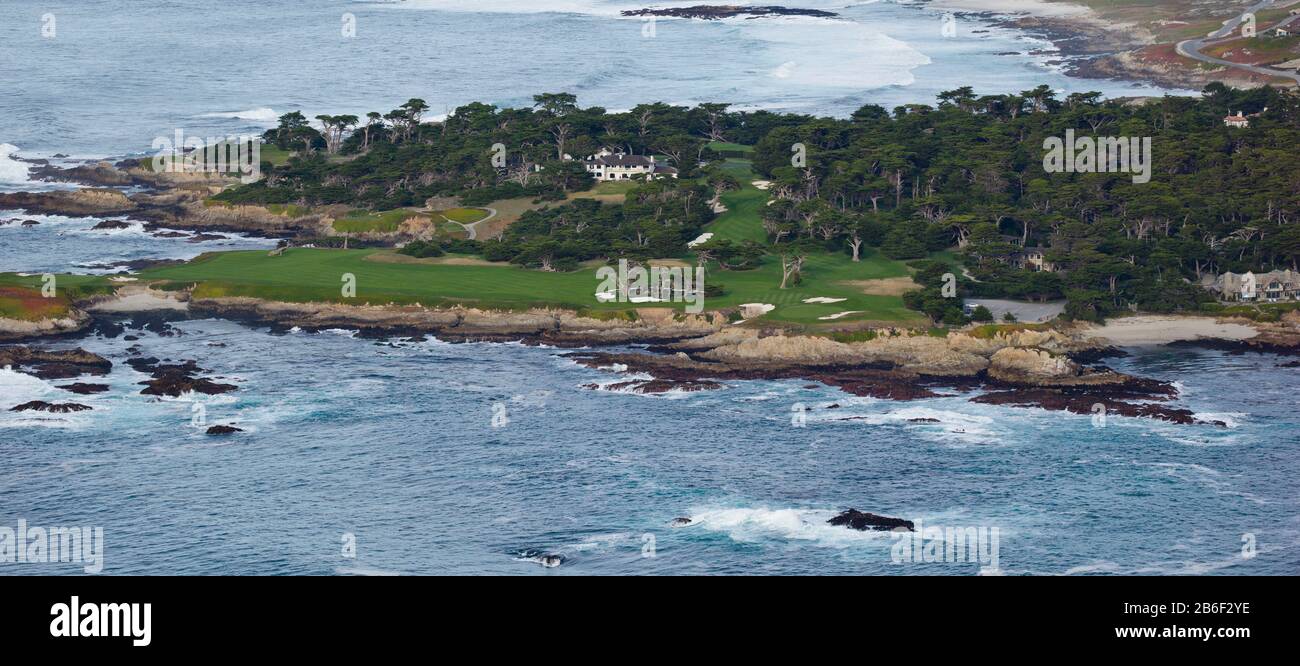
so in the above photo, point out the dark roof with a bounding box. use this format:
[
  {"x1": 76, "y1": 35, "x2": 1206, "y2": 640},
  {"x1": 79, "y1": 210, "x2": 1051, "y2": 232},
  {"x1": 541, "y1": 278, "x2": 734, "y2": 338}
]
[{"x1": 587, "y1": 153, "x2": 654, "y2": 167}]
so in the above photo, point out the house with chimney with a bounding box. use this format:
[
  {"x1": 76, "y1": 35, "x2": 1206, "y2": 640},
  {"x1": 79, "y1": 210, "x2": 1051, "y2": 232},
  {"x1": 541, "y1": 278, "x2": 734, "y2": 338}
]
[{"x1": 583, "y1": 149, "x2": 679, "y2": 182}]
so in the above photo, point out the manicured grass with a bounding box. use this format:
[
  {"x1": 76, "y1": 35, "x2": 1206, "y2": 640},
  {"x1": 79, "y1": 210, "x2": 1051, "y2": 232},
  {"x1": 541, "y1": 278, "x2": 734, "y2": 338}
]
[
  {"x1": 438, "y1": 207, "x2": 490, "y2": 224},
  {"x1": 138, "y1": 246, "x2": 923, "y2": 325},
  {"x1": 708, "y1": 141, "x2": 755, "y2": 158},
  {"x1": 705, "y1": 159, "x2": 769, "y2": 244}
]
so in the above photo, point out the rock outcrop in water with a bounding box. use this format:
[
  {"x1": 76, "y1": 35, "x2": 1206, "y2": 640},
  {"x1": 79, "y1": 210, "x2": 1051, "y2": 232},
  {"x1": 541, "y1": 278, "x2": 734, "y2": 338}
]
[
  {"x1": 0, "y1": 188, "x2": 135, "y2": 217},
  {"x1": 828, "y1": 509, "x2": 914, "y2": 532},
  {"x1": 564, "y1": 325, "x2": 1221, "y2": 425},
  {"x1": 0, "y1": 346, "x2": 112, "y2": 378},
  {"x1": 127, "y1": 357, "x2": 237, "y2": 397},
  {"x1": 623, "y1": 6, "x2": 837, "y2": 20},
  {"x1": 10, "y1": 401, "x2": 92, "y2": 413},
  {"x1": 205, "y1": 425, "x2": 243, "y2": 435}
]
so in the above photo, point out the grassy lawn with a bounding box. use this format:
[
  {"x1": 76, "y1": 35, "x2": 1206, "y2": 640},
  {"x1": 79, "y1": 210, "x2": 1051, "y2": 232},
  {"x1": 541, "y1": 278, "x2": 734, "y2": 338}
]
[
  {"x1": 569, "y1": 180, "x2": 638, "y2": 204},
  {"x1": 137, "y1": 247, "x2": 922, "y2": 325}
]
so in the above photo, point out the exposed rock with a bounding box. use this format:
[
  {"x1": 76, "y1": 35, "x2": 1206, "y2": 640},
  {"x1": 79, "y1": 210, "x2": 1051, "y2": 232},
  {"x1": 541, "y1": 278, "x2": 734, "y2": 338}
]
[
  {"x1": 0, "y1": 310, "x2": 93, "y2": 342},
  {"x1": 971, "y1": 384, "x2": 1218, "y2": 426},
  {"x1": 828, "y1": 509, "x2": 914, "y2": 532},
  {"x1": 10, "y1": 401, "x2": 92, "y2": 413},
  {"x1": 30, "y1": 161, "x2": 136, "y2": 187},
  {"x1": 188, "y1": 297, "x2": 724, "y2": 345},
  {"x1": 0, "y1": 346, "x2": 112, "y2": 378},
  {"x1": 584, "y1": 378, "x2": 723, "y2": 394},
  {"x1": 91, "y1": 219, "x2": 133, "y2": 231},
  {"x1": 669, "y1": 517, "x2": 692, "y2": 527},
  {"x1": 58, "y1": 383, "x2": 110, "y2": 395},
  {"x1": 0, "y1": 188, "x2": 135, "y2": 217},
  {"x1": 205, "y1": 425, "x2": 243, "y2": 435},
  {"x1": 128, "y1": 356, "x2": 237, "y2": 397}
]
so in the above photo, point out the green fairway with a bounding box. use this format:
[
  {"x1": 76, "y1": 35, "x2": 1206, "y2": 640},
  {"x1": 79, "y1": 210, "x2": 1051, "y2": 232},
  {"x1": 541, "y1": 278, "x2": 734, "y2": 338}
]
[
  {"x1": 705, "y1": 159, "x2": 769, "y2": 244},
  {"x1": 137, "y1": 246, "x2": 922, "y2": 325}
]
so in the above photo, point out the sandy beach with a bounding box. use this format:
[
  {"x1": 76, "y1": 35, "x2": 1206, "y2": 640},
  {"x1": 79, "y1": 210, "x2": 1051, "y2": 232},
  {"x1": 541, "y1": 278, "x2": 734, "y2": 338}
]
[{"x1": 1082, "y1": 315, "x2": 1259, "y2": 346}]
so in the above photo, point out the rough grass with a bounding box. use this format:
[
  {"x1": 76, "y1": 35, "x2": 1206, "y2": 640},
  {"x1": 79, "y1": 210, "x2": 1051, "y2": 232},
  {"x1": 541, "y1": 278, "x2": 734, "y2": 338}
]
[
  {"x1": 332, "y1": 209, "x2": 427, "y2": 233},
  {"x1": 0, "y1": 275, "x2": 114, "y2": 320}
]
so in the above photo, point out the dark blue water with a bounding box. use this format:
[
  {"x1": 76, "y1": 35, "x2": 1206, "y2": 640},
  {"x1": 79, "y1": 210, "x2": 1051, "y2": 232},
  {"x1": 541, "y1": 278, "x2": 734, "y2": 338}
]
[
  {"x1": 0, "y1": 0, "x2": 1290, "y2": 577},
  {"x1": 2, "y1": 317, "x2": 1296, "y2": 575}
]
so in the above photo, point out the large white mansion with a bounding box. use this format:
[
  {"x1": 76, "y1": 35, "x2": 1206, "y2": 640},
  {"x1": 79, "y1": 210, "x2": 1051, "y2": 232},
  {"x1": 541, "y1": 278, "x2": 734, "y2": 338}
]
[{"x1": 583, "y1": 149, "x2": 679, "y2": 182}]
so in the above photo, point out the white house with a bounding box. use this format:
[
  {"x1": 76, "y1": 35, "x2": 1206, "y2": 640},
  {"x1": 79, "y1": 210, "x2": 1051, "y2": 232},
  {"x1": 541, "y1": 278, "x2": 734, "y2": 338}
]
[
  {"x1": 583, "y1": 149, "x2": 678, "y2": 182},
  {"x1": 1224, "y1": 111, "x2": 1250, "y2": 128}
]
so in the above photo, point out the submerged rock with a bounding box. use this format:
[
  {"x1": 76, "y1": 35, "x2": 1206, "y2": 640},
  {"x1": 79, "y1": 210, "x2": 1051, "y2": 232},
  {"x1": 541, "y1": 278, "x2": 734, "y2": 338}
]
[
  {"x1": 828, "y1": 509, "x2": 914, "y2": 532},
  {"x1": 516, "y1": 549, "x2": 565, "y2": 568},
  {"x1": 669, "y1": 517, "x2": 693, "y2": 527}
]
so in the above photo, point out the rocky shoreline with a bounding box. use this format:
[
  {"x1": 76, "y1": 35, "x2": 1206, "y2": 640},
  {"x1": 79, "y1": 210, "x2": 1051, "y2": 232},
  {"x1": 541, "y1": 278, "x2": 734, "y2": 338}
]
[
  {"x1": 5, "y1": 290, "x2": 1297, "y2": 428},
  {"x1": 4, "y1": 156, "x2": 1297, "y2": 429},
  {"x1": 622, "y1": 5, "x2": 837, "y2": 20}
]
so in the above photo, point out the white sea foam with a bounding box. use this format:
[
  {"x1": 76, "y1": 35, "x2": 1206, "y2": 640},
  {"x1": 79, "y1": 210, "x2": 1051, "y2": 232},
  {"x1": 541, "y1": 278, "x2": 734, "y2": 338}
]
[
  {"x1": 687, "y1": 505, "x2": 892, "y2": 547},
  {"x1": 196, "y1": 108, "x2": 280, "y2": 125},
  {"x1": 0, "y1": 144, "x2": 33, "y2": 184}
]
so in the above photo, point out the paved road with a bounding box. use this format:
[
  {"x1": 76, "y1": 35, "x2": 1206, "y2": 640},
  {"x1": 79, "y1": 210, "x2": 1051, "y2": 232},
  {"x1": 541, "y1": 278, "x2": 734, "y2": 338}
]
[{"x1": 1176, "y1": 0, "x2": 1300, "y2": 84}]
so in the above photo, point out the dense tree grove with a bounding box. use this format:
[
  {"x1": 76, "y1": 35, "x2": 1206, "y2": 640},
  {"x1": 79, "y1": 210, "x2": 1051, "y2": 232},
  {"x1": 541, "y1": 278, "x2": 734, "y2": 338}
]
[
  {"x1": 750, "y1": 83, "x2": 1300, "y2": 320},
  {"x1": 214, "y1": 85, "x2": 1300, "y2": 321}
]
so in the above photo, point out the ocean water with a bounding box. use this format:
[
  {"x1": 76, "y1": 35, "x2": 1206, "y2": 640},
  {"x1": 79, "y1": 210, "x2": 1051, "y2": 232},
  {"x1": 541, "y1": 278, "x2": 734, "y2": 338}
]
[
  {"x1": 1, "y1": 1, "x2": 1295, "y2": 576},
  {"x1": 0, "y1": 0, "x2": 1183, "y2": 159},
  {"x1": 1, "y1": 316, "x2": 1297, "y2": 575}
]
